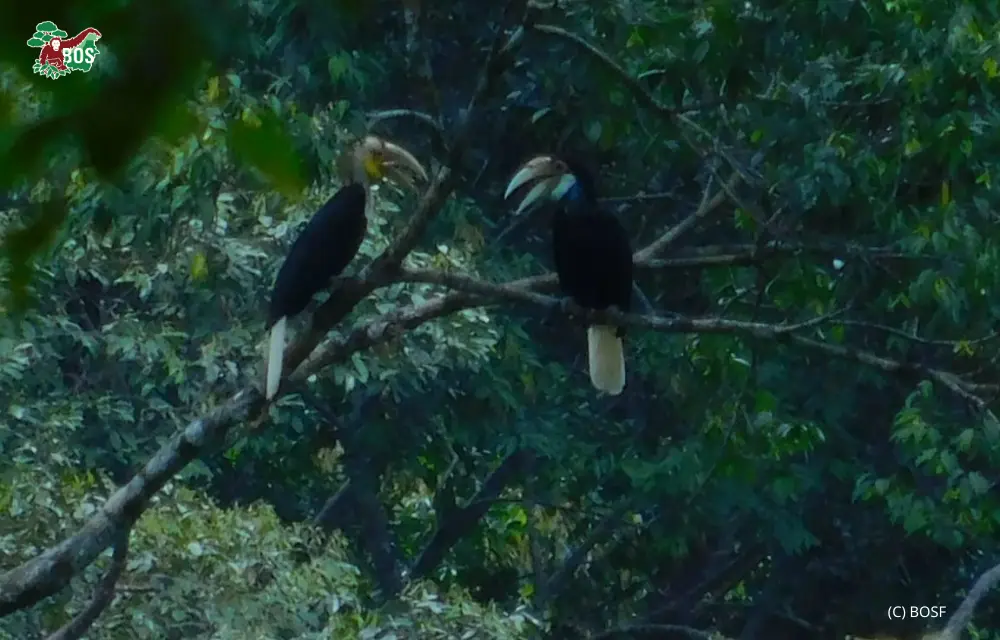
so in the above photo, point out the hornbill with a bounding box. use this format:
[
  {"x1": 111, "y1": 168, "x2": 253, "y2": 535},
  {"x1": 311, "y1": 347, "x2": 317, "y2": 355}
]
[
  {"x1": 265, "y1": 135, "x2": 428, "y2": 400},
  {"x1": 504, "y1": 155, "x2": 634, "y2": 395}
]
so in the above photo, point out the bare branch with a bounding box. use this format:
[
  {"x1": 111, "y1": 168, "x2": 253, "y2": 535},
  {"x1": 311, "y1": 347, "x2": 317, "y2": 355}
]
[
  {"x1": 541, "y1": 504, "x2": 633, "y2": 605},
  {"x1": 599, "y1": 191, "x2": 679, "y2": 205},
  {"x1": 935, "y1": 561, "x2": 1000, "y2": 640},
  {"x1": 634, "y1": 173, "x2": 738, "y2": 262},
  {"x1": 839, "y1": 320, "x2": 999, "y2": 348},
  {"x1": 387, "y1": 267, "x2": 998, "y2": 408},
  {"x1": 395, "y1": 266, "x2": 814, "y2": 335},
  {"x1": 366, "y1": 109, "x2": 444, "y2": 135},
  {"x1": 298, "y1": 291, "x2": 479, "y2": 377},
  {"x1": 530, "y1": 24, "x2": 694, "y2": 120},
  {"x1": 643, "y1": 241, "x2": 934, "y2": 269},
  {"x1": 45, "y1": 528, "x2": 130, "y2": 640},
  {"x1": 0, "y1": 390, "x2": 259, "y2": 615},
  {"x1": 409, "y1": 450, "x2": 535, "y2": 582}
]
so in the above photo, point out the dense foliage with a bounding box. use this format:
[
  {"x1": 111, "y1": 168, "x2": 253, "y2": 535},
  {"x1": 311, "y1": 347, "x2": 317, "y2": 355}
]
[{"x1": 3, "y1": 0, "x2": 1000, "y2": 638}]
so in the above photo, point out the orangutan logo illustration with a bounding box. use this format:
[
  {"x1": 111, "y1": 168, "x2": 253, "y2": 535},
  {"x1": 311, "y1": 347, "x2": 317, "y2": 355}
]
[{"x1": 27, "y1": 21, "x2": 102, "y2": 79}]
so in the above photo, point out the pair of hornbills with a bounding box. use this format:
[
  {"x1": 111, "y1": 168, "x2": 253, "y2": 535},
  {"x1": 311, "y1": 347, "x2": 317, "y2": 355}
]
[{"x1": 264, "y1": 138, "x2": 633, "y2": 401}]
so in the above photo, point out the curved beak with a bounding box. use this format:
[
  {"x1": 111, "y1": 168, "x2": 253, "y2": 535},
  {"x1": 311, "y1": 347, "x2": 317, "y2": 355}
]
[
  {"x1": 504, "y1": 155, "x2": 578, "y2": 215},
  {"x1": 359, "y1": 136, "x2": 428, "y2": 192}
]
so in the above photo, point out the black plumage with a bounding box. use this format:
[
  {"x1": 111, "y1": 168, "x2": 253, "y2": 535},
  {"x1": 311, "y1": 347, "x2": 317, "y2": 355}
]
[
  {"x1": 504, "y1": 155, "x2": 635, "y2": 394},
  {"x1": 550, "y1": 160, "x2": 633, "y2": 323},
  {"x1": 264, "y1": 136, "x2": 428, "y2": 401},
  {"x1": 267, "y1": 184, "x2": 367, "y2": 328}
]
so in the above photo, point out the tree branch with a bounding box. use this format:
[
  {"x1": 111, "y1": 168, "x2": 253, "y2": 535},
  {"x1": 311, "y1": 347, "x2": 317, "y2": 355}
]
[
  {"x1": 634, "y1": 173, "x2": 737, "y2": 262},
  {"x1": 838, "y1": 320, "x2": 999, "y2": 348},
  {"x1": 313, "y1": 391, "x2": 404, "y2": 600},
  {"x1": 386, "y1": 266, "x2": 997, "y2": 408},
  {"x1": 523, "y1": 22, "x2": 744, "y2": 260},
  {"x1": 45, "y1": 528, "x2": 130, "y2": 640},
  {"x1": 0, "y1": 390, "x2": 259, "y2": 615},
  {"x1": 366, "y1": 108, "x2": 444, "y2": 137},
  {"x1": 530, "y1": 24, "x2": 696, "y2": 121},
  {"x1": 0, "y1": 10, "x2": 530, "y2": 615},
  {"x1": 346, "y1": 453, "x2": 405, "y2": 600},
  {"x1": 541, "y1": 504, "x2": 633, "y2": 606},
  {"x1": 643, "y1": 241, "x2": 934, "y2": 270},
  {"x1": 409, "y1": 449, "x2": 535, "y2": 582},
  {"x1": 935, "y1": 560, "x2": 1000, "y2": 640},
  {"x1": 600, "y1": 190, "x2": 679, "y2": 205}
]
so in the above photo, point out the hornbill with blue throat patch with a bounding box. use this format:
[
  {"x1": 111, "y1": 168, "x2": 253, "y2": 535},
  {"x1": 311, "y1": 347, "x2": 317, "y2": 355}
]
[
  {"x1": 265, "y1": 135, "x2": 428, "y2": 400},
  {"x1": 504, "y1": 155, "x2": 634, "y2": 395}
]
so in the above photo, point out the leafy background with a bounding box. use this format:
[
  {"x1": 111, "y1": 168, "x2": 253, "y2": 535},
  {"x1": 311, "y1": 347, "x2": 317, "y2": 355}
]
[{"x1": 2, "y1": 0, "x2": 1000, "y2": 638}]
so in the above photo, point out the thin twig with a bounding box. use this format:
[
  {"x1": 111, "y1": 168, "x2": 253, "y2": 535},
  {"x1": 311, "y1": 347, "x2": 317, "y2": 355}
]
[
  {"x1": 599, "y1": 191, "x2": 679, "y2": 205},
  {"x1": 634, "y1": 174, "x2": 737, "y2": 262},
  {"x1": 839, "y1": 320, "x2": 999, "y2": 347}
]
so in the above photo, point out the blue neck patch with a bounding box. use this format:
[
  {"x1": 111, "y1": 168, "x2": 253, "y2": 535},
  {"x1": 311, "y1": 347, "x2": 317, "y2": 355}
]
[{"x1": 563, "y1": 180, "x2": 585, "y2": 202}]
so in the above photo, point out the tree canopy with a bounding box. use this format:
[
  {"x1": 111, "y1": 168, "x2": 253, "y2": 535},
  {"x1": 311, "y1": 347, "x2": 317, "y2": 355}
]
[{"x1": 3, "y1": 0, "x2": 1000, "y2": 638}]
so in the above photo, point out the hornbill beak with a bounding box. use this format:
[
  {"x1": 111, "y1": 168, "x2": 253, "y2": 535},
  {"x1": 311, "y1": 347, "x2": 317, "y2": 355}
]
[
  {"x1": 503, "y1": 155, "x2": 578, "y2": 215},
  {"x1": 356, "y1": 135, "x2": 429, "y2": 191}
]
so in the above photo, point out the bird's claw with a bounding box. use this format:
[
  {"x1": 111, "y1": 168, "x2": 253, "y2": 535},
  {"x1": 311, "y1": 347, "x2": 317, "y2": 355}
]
[
  {"x1": 557, "y1": 296, "x2": 576, "y2": 317},
  {"x1": 542, "y1": 296, "x2": 577, "y2": 326}
]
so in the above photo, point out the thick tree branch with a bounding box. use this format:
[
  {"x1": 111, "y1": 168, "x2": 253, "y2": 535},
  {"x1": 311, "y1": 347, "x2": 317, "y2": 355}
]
[
  {"x1": 541, "y1": 504, "x2": 633, "y2": 606},
  {"x1": 0, "y1": 12, "x2": 529, "y2": 616},
  {"x1": 346, "y1": 453, "x2": 405, "y2": 599},
  {"x1": 409, "y1": 449, "x2": 535, "y2": 582},
  {"x1": 0, "y1": 389, "x2": 259, "y2": 615},
  {"x1": 309, "y1": 392, "x2": 404, "y2": 599},
  {"x1": 45, "y1": 529, "x2": 130, "y2": 640},
  {"x1": 935, "y1": 560, "x2": 1000, "y2": 639}
]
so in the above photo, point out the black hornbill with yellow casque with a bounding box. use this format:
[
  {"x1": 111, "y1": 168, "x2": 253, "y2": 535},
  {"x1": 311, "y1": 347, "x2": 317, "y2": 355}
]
[
  {"x1": 504, "y1": 155, "x2": 633, "y2": 395},
  {"x1": 504, "y1": 155, "x2": 634, "y2": 395},
  {"x1": 265, "y1": 135, "x2": 428, "y2": 400}
]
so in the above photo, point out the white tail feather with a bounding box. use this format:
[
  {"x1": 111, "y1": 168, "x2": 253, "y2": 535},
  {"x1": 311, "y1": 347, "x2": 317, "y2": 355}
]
[
  {"x1": 265, "y1": 316, "x2": 287, "y2": 400},
  {"x1": 587, "y1": 325, "x2": 625, "y2": 395}
]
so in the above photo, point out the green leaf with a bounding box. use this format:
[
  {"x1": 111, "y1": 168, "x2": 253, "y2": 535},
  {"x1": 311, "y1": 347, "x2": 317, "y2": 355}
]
[
  {"x1": 585, "y1": 120, "x2": 603, "y2": 144},
  {"x1": 967, "y1": 472, "x2": 990, "y2": 495},
  {"x1": 693, "y1": 41, "x2": 710, "y2": 63},
  {"x1": 227, "y1": 110, "x2": 306, "y2": 198},
  {"x1": 903, "y1": 507, "x2": 926, "y2": 533}
]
